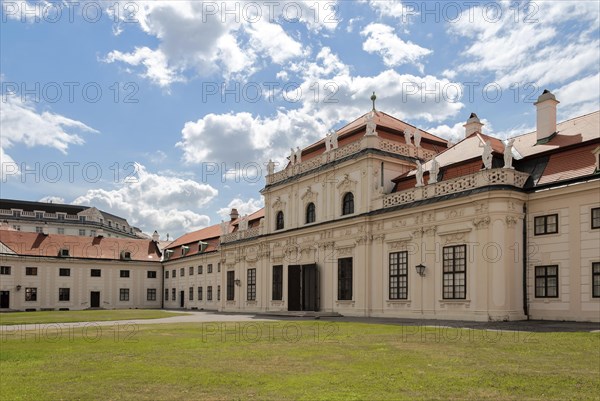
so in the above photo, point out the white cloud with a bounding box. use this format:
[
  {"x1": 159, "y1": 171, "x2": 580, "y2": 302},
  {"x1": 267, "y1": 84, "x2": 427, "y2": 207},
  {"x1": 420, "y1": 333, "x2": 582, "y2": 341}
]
[
  {"x1": 0, "y1": 147, "x2": 19, "y2": 181},
  {"x1": 38, "y1": 196, "x2": 65, "y2": 204},
  {"x1": 104, "y1": 1, "x2": 331, "y2": 85},
  {"x1": 104, "y1": 47, "x2": 184, "y2": 88},
  {"x1": 448, "y1": 1, "x2": 600, "y2": 89},
  {"x1": 217, "y1": 197, "x2": 264, "y2": 220},
  {"x1": 368, "y1": 0, "x2": 408, "y2": 19},
  {"x1": 0, "y1": 95, "x2": 97, "y2": 179},
  {"x1": 72, "y1": 163, "x2": 218, "y2": 237},
  {"x1": 361, "y1": 23, "x2": 431, "y2": 70},
  {"x1": 555, "y1": 73, "x2": 600, "y2": 120},
  {"x1": 177, "y1": 47, "x2": 464, "y2": 169}
]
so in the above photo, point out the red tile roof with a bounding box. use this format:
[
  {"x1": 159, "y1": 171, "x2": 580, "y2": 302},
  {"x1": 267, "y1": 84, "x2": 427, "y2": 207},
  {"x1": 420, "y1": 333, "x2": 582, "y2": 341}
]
[
  {"x1": 537, "y1": 143, "x2": 598, "y2": 185},
  {"x1": 0, "y1": 230, "x2": 161, "y2": 262},
  {"x1": 294, "y1": 110, "x2": 448, "y2": 164}
]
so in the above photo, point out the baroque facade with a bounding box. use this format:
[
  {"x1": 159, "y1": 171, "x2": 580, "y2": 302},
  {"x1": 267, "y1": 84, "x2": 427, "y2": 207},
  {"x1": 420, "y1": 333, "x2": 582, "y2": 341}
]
[
  {"x1": 1, "y1": 90, "x2": 599, "y2": 322},
  {"x1": 163, "y1": 90, "x2": 600, "y2": 322}
]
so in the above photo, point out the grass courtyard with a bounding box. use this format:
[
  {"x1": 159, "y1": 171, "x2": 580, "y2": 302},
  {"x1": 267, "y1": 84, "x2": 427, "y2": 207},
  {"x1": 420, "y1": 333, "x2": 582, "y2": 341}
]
[
  {"x1": 0, "y1": 309, "x2": 187, "y2": 325},
  {"x1": 1, "y1": 320, "x2": 598, "y2": 400}
]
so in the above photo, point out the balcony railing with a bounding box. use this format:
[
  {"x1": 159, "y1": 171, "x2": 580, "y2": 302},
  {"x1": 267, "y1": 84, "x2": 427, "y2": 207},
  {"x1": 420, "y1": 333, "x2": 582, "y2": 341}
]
[
  {"x1": 383, "y1": 168, "x2": 530, "y2": 208},
  {"x1": 266, "y1": 136, "x2": 437, "y2": 186}
]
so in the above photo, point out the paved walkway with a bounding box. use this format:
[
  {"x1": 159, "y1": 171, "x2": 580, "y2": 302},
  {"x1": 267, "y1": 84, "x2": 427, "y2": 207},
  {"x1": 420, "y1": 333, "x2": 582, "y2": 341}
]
[
  {"x1": 1, "y1": 310, "x2": 598, "y2": 333},
  {"x1": 0, "y1": 311, "x2": 272, "y2": 332}
]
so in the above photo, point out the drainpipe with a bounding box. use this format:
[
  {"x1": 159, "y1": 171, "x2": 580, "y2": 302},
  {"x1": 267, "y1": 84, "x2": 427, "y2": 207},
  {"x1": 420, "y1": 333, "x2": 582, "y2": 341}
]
[{"x1": 522, "y1": 204, "x2": 529, "y2": 319}]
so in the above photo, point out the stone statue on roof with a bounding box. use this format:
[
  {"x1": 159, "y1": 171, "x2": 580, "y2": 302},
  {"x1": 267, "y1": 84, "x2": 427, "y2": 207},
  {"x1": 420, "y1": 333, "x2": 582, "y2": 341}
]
[
  {"x1": 290, "y1": 148, "x2": 296, "y2": 166},
  {"x1": 239, "y1": 215, "x2": 248, "y2": 231},
  {"x1": 429, "y1": 157, "x2": 439, "y2": 184},
  {"x1": 220, "y1": 220, "x2": 228, "y2": 236},
  {"x1": 503, "y1": 138, "x2": 515, "y2": 169},
  {"x1": 415, "y1": 160, "x2": 424, "y2": 187},
  {"x1": 413, "y1": 128, "x2": 421, "y2": 148},
  {"x1": 330, "y1": 129, "x2": 338, "y2": 149},
  {"x1": 481, "y1": 140, "x2": 493, "y2": 169},
  {"x1": 295, "y1": 147, "x2": 302, "y2": 164},
  {"x1": 266, "y1": 159, "x2": 275, "y2": 176},
  {"x1": 364, "y1": 111, "x2": 378, "y2": 136}
]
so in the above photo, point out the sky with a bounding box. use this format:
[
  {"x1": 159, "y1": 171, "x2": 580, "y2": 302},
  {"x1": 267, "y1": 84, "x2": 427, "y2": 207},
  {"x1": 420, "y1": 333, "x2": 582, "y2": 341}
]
[{"x1": 1, "y1": 0, "x2": 599, "y2": 239}]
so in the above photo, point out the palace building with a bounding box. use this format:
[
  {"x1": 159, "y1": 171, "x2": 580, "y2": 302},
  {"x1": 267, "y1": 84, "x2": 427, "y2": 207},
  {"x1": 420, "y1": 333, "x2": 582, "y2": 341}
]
[{"x1": 1, "y1": 90, "x2": 599, "y2": 321}]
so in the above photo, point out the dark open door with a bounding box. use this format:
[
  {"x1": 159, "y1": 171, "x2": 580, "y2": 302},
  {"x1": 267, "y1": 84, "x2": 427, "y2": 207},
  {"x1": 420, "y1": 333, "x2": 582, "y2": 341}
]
[
  {"x1": 0, "y1": 291, "x2": 9, "y2": 308},
  {"x1": 302, "y1": 264, "x2": 319, "y2": 311},
  {"x1": 180, "y1": 291, "x2": 185, "y2": 308},
  {"x1": 90, "y1": 291, "x2": 100, "y2": 308},
  {"x1": 288, "y1": 265, "x2": 301, "y2": 311}
]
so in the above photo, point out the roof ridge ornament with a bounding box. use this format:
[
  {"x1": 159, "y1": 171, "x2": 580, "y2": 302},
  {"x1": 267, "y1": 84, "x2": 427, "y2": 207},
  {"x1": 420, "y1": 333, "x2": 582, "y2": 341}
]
[{"x1": 371, "y1": 91, "x2": 377, "y2": 111}]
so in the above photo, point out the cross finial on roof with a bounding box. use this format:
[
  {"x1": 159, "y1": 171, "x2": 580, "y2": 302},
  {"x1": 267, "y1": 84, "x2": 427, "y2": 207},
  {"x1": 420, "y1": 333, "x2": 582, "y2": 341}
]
[{"x1": 371, "y1": 91, "x2": 377, "y2": 111}]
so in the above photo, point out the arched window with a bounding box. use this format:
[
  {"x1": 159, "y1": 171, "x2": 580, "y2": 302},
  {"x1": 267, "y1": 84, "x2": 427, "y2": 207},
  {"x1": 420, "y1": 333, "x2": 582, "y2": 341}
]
[
  {"x1": 306, "y1": 203, "x2": 316, "y2": 224},
  {"x1": 275, "y1": 211, "x2": 284, "y2": 230},
  {"x1": 342, "y1": 192, "x2": 354, "y2": 215}
]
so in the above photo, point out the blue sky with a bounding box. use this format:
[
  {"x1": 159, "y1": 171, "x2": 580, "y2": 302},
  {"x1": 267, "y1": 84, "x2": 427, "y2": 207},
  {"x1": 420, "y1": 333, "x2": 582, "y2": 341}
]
[{"x1": 1, "y1": 0, "x2": 599, "y2": 238}]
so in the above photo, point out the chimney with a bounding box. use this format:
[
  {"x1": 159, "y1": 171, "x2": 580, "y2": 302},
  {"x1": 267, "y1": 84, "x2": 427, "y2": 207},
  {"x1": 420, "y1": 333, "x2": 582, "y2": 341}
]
[
  {"x1": 463, "y1": 113, "x2": 484, "y2": 138},
  {"x1": 152, "y1": 230, "x2": 160, "y2": 242},
  {"x1": 229, "y1": 208, "x2": 239, "y2": 221},
  {"x1": 534, "y1": 89, "x2": 559, "y2": 144}
]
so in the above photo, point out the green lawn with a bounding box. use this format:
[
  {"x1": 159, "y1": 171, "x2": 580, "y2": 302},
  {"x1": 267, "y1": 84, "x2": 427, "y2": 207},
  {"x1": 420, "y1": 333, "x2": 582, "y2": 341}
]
[
  {"x1": 0, "y1": 309, "x2": 187, "y2": 325},
  {"x1": 1, "y1": 321, "x2": 598, "y2": 400}
]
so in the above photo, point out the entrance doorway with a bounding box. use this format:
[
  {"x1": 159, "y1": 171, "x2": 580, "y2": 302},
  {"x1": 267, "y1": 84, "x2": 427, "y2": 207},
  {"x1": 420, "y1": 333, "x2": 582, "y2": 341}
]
[
  {"x1": 180, "y1": 291, "x2": 185, "y2": 308},
  {"x1": 287, "y1": 264, "x2": 319, "y2": 312},
  {"x1": 90, "y1": 291, "x2": 100, "y2": 308},
  {"x1": 0, "y1": 291, "x2": 9, "y2": 308}
]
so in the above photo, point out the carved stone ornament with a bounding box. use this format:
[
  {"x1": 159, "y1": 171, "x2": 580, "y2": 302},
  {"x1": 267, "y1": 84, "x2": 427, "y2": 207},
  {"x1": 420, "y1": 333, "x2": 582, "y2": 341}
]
[
  {"x1": 336, "y1": 173, "x2": 357, "y2": 192},
  {"x1": 473, "y1": 216, "x2": 491, "y2": 229},
  {"x1": 505, "y1": 216, "x2": 519, "y2": 227},
  {"x1": 301, "y1": 186, "x2": 317, "y2": 202},
  {"x1": 272, "y1": 196, "x2": 285, "y2": 211}
]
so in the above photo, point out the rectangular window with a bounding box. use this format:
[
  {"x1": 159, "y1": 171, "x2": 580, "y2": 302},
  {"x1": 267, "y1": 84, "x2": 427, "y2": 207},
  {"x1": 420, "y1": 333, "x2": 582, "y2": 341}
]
[
  {"x1": 35, "y1": 226, "x2": 43, "y2": 233},
  {"x1": 59, "y1": 288, "x2": 70, "y2": 301},
  {"x1": 1, "y1": 266, "x2": 11, "y2": 275},
  {"x1": 198, "y1": 265, "x2": 203, "y2": 274},
  {"x1": 90, "y1": 230, "x2": 96, "y2": 237},
  {"x1": 25, "y1": 287, "x2": 37, "y2": 301},
  {"x1": 535, "y1": 265, "x2": 559, "y2": 298},
  {"x1": 593, "y1": 263, "x2": 600, "y2": 298},
  {"x1": 189, "y1": 287, "x2": 194, "y2": 301},
  {"x1": 91, "y1": 269, "x2": 101, "y2": 277},
  {"x1": 165, "y1": 270, "x2": 169, "y2": 279},
  {"x1": 26, "y1": 267, "x2": 38, "y2": 276},
  {"x1": 164, "y1": 289, "x2": 169, "y2": 301},
  {"x1": 337, "y1": 258, "x2": 353, "y2": 300},
  {"x1": 59, "y1": 268, "x2": 70, "y2": 277},
  {"x1": 147, "y1": 288, "x2": 157, "y2": 301},
  {"x1": 171, "y1": 288, "x2": 176, "y2": 301},
  {"x1": 208, "y1": 264, "x2": 213, "y2": 274},
  {"x1": 120, "y1": 270, "x2": 130, "y2": 278},
  {"x1": 592, "y1": 208, "x2": 600, "y2": 230},
  {"x1": 12, "y1": 225, "x2": 20, "y2": 231},
  {"x1": 443, "y1": 245, "x2": 467, "y2": 299},
  {"x1": 247, "y1": 268, "x2": 256, "y2": 301},
  {"x1": 180, "y1": 268, "x2": 185, "y2": 277},
  {"x1": 35, "y1": 212, "x2": 43, "y2": 219},
  {"x1": 147, "y1": 271, "x2": 157, "y2": 279},
  {"x1": 534, "y1": 214, "x2": 558, "y2": 235},
  {"x1": 79, "y1": 229, "x2": 86, "y2": 236},
  {"x1": 189, "y1": 266, "x2": 194, "y2": 275},
  {"x1": 207, "y1": 286, "x2": 213, "y2": 301},
  {"x1": 227, "y1": 271, "x2": 235, "y2": 301},
  {"x1": 272, "y1": 265, "x2": 283, "y2": 301},
  {"x1": 198, "y1": 286, "x2": 203, "y2": 301},
  {"x1": 217, "y1": 285, "x2": 221, "y2": 301},
  {"x1": 57, "y1": 228, "x2": 64, "y2": 235},
  {"x1": 217, "y1": 263, "x2": 221, "y2": 273},
  {"x1": 389, "y1": 252, "x2": 408, "y2": 300},
  {"x1": 119, "y1": 289, "x2": 130, "y2": 301},
  {"x1": 172, "y1": 269, "x2": 176, "y2": 278},
  {"x1": 79, "y1": 216, "x2": 86, "y2": 222}
]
